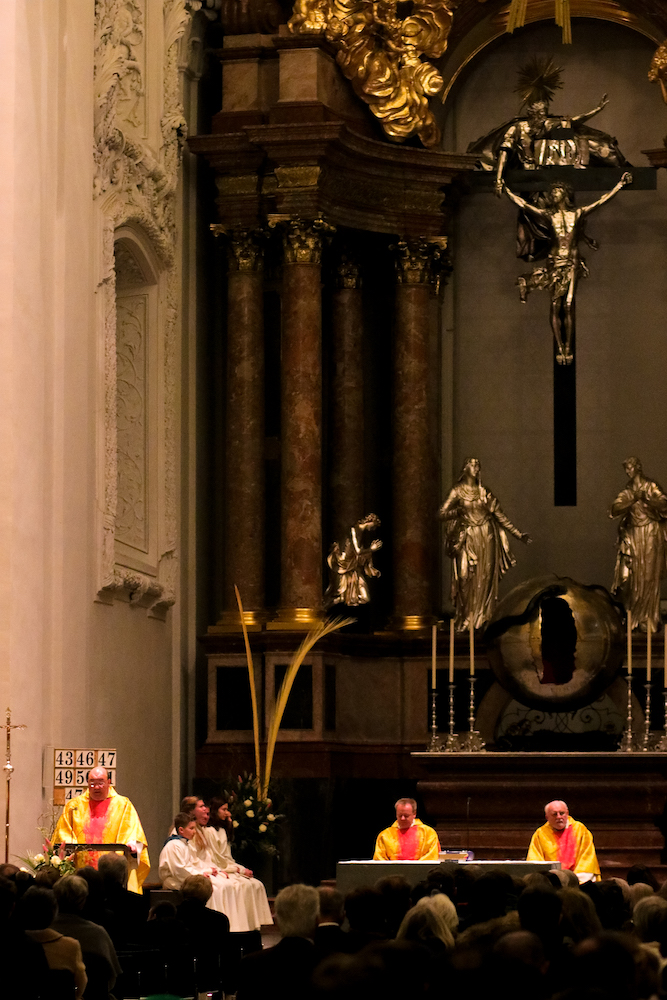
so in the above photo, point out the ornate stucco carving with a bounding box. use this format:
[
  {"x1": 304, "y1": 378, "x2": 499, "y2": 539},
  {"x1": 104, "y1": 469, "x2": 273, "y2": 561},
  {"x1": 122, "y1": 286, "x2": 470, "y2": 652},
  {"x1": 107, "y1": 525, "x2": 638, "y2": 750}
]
[
  {"x1": 288, "y1": 0, "x2": 458, "y2": 147},
  {"x1": 116, "y1": 295, "x2": 148, "y2": 551},
  {"x1": 95, "y1": 0, "x2": 200, "y2": 613}
]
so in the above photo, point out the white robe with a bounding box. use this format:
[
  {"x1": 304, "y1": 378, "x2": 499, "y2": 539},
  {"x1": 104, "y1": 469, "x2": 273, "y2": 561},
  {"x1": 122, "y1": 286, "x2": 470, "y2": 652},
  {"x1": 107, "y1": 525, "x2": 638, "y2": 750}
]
[{"x1": 159, "y1": 834, "x2": 272, "y2": 933}]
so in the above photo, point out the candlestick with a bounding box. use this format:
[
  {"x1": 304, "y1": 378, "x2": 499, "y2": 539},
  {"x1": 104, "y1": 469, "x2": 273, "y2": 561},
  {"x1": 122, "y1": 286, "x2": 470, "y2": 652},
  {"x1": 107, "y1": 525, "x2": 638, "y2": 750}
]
[
  {"x1": 449, "y1": 618, "x2": 455, "y2": 684},
  {"x1": 469, "y1": 620, "x2": 475, "y2": 677},
  {"x1": 459, "y1": 676, "x2": 485, "y2": 752},
  {"x1": 627, "y1": 610, "x2": 632, "y2": 674},
  {"x1": 443, "y1": 681, "x2": 459, "y2": 752},
  {"x1": 647, "y1": 622, "x2": 652, "y2": 682},
  {"x1": 426, "y1": 690, "x2": 443, "y2": 752},
  {"x1": 642, "y1": 680, "x2": 653, "y2": 751},
  {"x1": 619, "y1": 670, "x2": 635, "y2": 752},
  {"x1": 431, "y1": 625, "x2": 437, "y2": 690}
]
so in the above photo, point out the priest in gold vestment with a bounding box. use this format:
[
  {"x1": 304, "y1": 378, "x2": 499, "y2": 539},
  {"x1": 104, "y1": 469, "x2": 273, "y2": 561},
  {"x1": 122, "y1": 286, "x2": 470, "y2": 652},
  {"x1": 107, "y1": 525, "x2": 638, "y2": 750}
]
[
  {"x1": 53, "y1": 767, "x2": 149, "y2": 893},
  {"x1": 373, "y1": 798, "x2": 440, "y2": 861},
  {"x1": 527, "y1": 799, "x2": 600, "y2": 883}
]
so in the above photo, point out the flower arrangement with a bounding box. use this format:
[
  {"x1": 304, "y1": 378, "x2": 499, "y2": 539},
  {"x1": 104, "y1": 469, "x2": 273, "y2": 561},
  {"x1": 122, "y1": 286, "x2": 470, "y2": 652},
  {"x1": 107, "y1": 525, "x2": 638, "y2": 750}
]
[
  {"x1": 19, "y1": 807, "x2": 77, "y2": 877},
  {"x1": 221, "y1": 772, "x2": 283, "y2": 858}
]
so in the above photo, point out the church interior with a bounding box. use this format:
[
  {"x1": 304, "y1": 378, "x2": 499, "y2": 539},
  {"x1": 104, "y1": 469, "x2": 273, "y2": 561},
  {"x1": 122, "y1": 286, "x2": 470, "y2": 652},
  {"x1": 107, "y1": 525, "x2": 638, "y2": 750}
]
[{"x1": 6, "y1": 0, "x2": 667, "y2": 898}]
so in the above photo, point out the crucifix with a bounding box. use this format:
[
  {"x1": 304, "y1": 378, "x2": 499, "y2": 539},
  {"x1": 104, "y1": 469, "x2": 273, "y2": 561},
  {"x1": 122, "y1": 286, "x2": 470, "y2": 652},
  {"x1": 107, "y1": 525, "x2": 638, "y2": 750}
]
[
  {"x1": 468, "y1": 60, "x2": 641, "y2": 505},
  {"x1": 4, "y1": 707, "x2": 26, "y2": 863}
]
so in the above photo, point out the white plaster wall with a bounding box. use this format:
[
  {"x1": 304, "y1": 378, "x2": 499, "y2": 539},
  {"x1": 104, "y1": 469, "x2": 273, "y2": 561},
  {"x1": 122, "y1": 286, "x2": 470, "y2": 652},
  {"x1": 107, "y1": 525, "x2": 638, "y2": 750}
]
[
  {"x1": 0, "y1": 1, "x2": 179, "y2": 870},
  {"x1": 441, "y1": 20, "x2": 667, "y2": 600}
]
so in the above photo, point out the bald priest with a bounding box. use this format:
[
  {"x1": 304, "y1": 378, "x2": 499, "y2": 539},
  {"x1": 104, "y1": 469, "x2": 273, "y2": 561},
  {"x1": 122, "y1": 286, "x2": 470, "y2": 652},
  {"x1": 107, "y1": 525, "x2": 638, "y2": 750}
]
[
  {"x1": 373, "y1": 798, "x2": 440, "y2": 861},
  {"x1": 527, "y1": 799, "x2": 600, "y2": 883}
]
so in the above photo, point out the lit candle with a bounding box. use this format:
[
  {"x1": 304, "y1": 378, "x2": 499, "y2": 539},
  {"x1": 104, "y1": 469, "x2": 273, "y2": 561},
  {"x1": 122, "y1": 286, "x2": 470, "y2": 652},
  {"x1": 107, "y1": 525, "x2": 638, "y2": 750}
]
[
  {"x1": 647, "y1": 621, "x2": 652, "y2": 682},
  {"x1": 627, "y1": 609, "x2": 632, "y2": 675},
  {"x1": 469, "y1": 620, "x2": 475, "y2": 677},
  {"x1": 431, "y1": 625, "x2": 437, "y2": 690},
  {"x1": 449, "y1": 618, "x2": 455, "y2": 684}
]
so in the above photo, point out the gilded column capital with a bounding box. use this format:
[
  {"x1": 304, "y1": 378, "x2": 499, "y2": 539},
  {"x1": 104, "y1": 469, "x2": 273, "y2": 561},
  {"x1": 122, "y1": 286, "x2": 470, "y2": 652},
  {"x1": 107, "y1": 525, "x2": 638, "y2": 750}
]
[
  {"x1": 335, "y1": 253, "x2": 361, "y2": 289},
  {"x1": 211, "y1": 225, "x2": 265, "y2": 271},
  {"x1": 278, "y1": 218, "x2": 336, "y2": 265},
  {"x1": 392, "y1": 237, "x2": 451, "y2": 293}
]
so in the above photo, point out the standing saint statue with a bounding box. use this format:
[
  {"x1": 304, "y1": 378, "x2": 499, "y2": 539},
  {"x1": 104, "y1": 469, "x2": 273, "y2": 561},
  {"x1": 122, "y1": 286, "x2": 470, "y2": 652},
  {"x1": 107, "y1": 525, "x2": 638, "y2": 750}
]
[
  {"x1": 440, "y1": 458, "x2": 531, "y2": 631},
  {"x1": 503, "y1": 173, "x2": 632, "y2": 364},
  {"x1": 324, "y1": 513, "x2": 382, "y2": 608},
  {"x1": 610, "y1": 457, "x2": 667, "y2": 633}
]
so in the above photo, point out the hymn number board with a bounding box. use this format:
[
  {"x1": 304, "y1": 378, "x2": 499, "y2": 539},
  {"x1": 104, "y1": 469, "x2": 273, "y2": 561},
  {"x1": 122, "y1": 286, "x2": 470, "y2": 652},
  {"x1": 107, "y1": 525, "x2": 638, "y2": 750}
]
[{"x1": 53, "y1": 748, "x2": 117, "y2": 805}]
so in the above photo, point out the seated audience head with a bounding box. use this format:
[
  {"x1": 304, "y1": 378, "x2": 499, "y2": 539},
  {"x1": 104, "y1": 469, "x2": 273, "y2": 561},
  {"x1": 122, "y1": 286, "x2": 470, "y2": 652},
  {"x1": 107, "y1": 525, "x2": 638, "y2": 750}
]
[
  {"x1": 53, "y1": 874, "x2": 88, "y2": 914},
  {"x1": 397, "y1": 897, "x2": 455, "y2": 951},
  {"x1": 174, "y1": 812, "x2": 197, "y2": 839},
  {"x1": 426, "y1": 891, "x2": 459, "y2": 936},
  {"x1": 550, "y1": 868, "x2": 580, "y2": 889},
  {"x1": 274, "y1": 883, "x2": 320, "y2": 939},
  {"x1": 558, "y1": 887, "x2": 602, "y2": 943},
  {"x1": 318, "y1": 886, "x2": 345, "y2": 925},
  {"x1": 469, "y1": 870, "x2": 514, "y2": 923},
  {"x1": 181, "y1": 874, "x2": 214, "y2": 906},
  {"x1": 572, "y1": 931, "x2": 647, "y2": 1000},
  {"x1": 490, "y1": 930, "x2": 548, "y2": 1000},
  {"x1": 0, "y1": 863, "x2": 20, "y2": 879},
  {"x1": 395, "y1": 798, "x2": 418, "y2": 830},
  {"x1": 98, "y1": 852, "x2": 129, "y2": 888},
  {"x1": 345, "y1": 887, "x2": 386, "y2": 936},
  {"x1": 584, "y1": 879, "x2": 629, "y2": 931},
  {"x1": 626, "y1": 864, "x2": 659, "y2": 892},
  {"x1": 149, "y1": 900, "x2": 178, "y2": 922},
  {"x1": 375, "y1": 875, "x2": 412, "y2": 935},
  {"x1": 633, "y1": 894, "x2": 667, "y2": 946},
  {"x1": 517, "y1": 886, "x2": 562, "y2": 952},
  {"x1": 34, "y1": 867, "x2": 60, "y2": 888},
  {"x1": 0, "y1": 874, "x2": 17, "y2": 922},
  {"x1": 78, "y1": 864, "x2": 105, "y2": 897},
  {"x1": 17, "y1": 885, "x2": 58, "y2": 930},
  {"x1": 629, "y1": 882, "x2": 654, "y2": 908}
]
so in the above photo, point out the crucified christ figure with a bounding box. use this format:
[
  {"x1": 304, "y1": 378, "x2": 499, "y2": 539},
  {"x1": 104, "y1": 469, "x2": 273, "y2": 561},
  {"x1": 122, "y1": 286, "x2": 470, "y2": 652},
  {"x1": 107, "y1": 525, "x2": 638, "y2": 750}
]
[{"x1": 503, "y1": 172, "x2": 632, "y2": 364}]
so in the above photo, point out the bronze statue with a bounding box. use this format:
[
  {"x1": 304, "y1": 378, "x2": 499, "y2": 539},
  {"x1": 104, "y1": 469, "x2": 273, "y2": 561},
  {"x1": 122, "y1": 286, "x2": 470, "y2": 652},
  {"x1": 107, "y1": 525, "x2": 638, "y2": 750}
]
[
  {"x1": 468, "y1": 58, "x2": 629, "y2": 197},
  {"x1": 440, "y1": 458, "x2": 531, "y2": 632},
  {"x1": 503, "y1": 173, "x2": 632, "y2": 365},
  {"x1": 324, "y1": 514, "x2": 382, "y2": 608},
  {"x1": 610, "y1": 457, "x2": 667, "y2": 633}
]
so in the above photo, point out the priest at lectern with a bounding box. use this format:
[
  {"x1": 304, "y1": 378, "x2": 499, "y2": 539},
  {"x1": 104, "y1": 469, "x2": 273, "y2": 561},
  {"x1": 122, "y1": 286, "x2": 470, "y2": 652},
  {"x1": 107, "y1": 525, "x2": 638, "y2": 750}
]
[
  {"x1": 373, "y1": 798, "x2": 440, "y2": 861},
  {"x1": 53, "y1": 766, "x2": 150, "y2": 893},
  {"x1": 527, "y1": 799, "x2": 600, "y2": 883}
]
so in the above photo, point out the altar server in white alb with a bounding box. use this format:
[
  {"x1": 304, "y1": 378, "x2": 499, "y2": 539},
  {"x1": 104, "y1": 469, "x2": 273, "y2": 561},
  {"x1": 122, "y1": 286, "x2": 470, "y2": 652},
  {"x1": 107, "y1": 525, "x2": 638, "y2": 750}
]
[{"x1": 159, "y1": 812, "x2": 272, "y2": 933}]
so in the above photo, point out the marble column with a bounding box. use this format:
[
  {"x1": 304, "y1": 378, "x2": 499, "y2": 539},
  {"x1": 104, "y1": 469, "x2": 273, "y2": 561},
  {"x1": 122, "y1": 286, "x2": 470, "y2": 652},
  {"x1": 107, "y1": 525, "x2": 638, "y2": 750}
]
[
  {"x1": 270, "y1": 219, "x2": 333, "y2": 628},
  {"x1": 330, "y1": 254, "x2": 364, "y2": 545},
  {"x1": 390, "y1": 239, "x2": 449, "y2": 630},
  {"x1": 216, "y1": 228, "x2": 267, "y2": 630}
]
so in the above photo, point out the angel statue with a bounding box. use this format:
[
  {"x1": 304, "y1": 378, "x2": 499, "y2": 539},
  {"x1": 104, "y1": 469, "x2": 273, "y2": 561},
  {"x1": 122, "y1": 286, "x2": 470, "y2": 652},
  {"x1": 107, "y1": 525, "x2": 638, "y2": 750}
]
[
  {"x1": 440, "y1": 459, "x2": 531, "y2": 631},
  {"x1": 610, "y1": 457, "x2": 667, "y2": 633},
  {"x1": 324, "y1": 513, "x2": 382, "y2": 609}
]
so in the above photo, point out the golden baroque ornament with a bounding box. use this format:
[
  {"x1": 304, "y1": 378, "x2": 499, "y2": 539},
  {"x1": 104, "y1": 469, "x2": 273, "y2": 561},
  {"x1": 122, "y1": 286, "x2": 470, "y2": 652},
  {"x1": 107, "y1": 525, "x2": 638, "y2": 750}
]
[{"x1": 288, "y1": 0, "x2": 459, "y2": 147}]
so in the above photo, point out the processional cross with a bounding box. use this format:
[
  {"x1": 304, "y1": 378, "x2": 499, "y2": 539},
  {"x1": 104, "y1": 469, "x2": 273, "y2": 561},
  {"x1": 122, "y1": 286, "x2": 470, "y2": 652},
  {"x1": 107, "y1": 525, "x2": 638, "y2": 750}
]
[{"x1": 4, "y1": 707, "x2": 26, "y2": 863}]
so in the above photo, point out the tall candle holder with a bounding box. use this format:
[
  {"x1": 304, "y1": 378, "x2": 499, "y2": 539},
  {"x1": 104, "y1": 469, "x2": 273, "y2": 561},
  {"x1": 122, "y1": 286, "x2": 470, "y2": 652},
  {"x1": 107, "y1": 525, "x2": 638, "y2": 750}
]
[
  {"x1": 619, "y1": 672, "x2": 635, "y2": 752},
  {"x1": 443, "y1": 682, "x2": 459, "y2": 752},
  {"x1": 654, "y1": 689, "x2": 667, "y2": 751},
  {"x1": 426, "y1": 690, "x2": 443, "y2": 752},
  {"x1": 459, "y1": 676, "x2": 485, "y2": 752},
  {"x1": 642, "y1": 680, "x2": 653, "y2": 751}
]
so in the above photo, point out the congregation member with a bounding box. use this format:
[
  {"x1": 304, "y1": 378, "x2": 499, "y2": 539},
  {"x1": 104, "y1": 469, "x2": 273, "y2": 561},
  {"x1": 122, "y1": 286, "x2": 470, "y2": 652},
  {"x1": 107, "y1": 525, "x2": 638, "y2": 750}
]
[
  {"x1": 52, "y1": 874, "x2": 122, "y2": 998},
  {"x1": 237, "y1": 883, "x2": 320, "y2": 1000},
  {"x1": 20, "y1": 885, "x2": 87, "y2": 997},
  {"x1": 527, "y1": 799, "x2": 600, "y2": 882},
  {"x1": 373, "y1": 798, "x2": 440, "y2": 861},
  {"x1": 2, "y1": 877, "x2": 51, "y2": 999},
  {"x1": 53, "y1": 766, "x2": 150, "y2": 893},
  {"x1": 181, "y1": 795, "x2": 273, "y2": 934},
  {"x1": 98, "y1": 852, "x2": 149, "y2": 948},
  {"x1": 314, "y1": 886, "x2": 349, "y2": 962}
]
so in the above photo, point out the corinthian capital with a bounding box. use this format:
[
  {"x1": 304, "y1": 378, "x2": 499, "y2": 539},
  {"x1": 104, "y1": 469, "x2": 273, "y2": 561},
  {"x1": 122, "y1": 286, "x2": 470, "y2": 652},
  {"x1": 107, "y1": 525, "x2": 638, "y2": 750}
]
[
  {"x1": 219, "y1": 227, "x2": 265, "y2": 272},
  {"x1": 281, "y1": 218, "x2": 335, "y2": 265},
  {"x1": 335, "y1": 252, "x2": 361, "y2": 289},
  {"x1": 392, "y1": 237, "x2": 451, "y2": 293}
]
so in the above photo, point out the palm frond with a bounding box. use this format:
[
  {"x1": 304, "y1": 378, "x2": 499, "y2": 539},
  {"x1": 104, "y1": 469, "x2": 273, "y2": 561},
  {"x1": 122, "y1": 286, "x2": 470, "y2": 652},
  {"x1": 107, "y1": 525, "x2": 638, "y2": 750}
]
[
  {"x1": 235, "y1": 585, "x2": 262, "y2": 789},
  {"x1": 262, "y1": 617, "x2": 354, "y2": 798}
]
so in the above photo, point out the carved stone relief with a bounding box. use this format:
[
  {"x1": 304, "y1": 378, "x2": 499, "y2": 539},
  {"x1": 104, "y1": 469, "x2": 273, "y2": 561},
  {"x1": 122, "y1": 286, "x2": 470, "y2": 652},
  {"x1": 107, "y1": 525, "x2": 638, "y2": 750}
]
[{"x1": 95, "y1": 0, "x2": 201, "y2": 615}]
